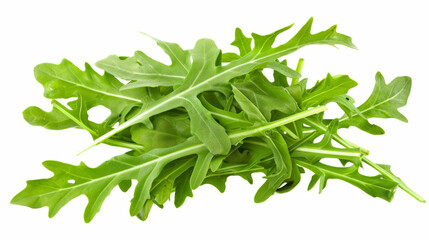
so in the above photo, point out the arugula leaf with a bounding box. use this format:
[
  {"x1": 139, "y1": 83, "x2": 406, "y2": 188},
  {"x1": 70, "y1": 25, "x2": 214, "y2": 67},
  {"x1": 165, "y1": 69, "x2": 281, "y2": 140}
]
[
  {"x1": 297, "y1": 160, "x2": 397, "y2": 201},
  {"x1": 338, "y1": 72, "x2": 411, "y2": 134},
  {"x1": 233, "y1": 71, "x2": 297, "y2": 120},
  {"x1": 267, "y1": 60, "x2": 301, "y2": 80},
  {"x1": 254, "y1": 131, "x2": 293, "y2": 203},
  {"x1": 33, "y1": 59, "x2": 142, "y2": 121},
  {"x1": 174, "y1": 168, "x2": 194, "y2": 208},
  {"x1": 150, "y1": 156, "x2": 195, "y2": 206},
  {"x1": 131, "y1": 113, "x2": 191, "y2": 151},
  {"x1": 302, "y1": 74, "x2": 358, "y2": 108},
  {"x1": 190, "y1": 151, "x2": 214, "y2": 189},
  {"x1": 200, "y1": 94, "x2": 253, "y2": 129},
  {"x1": 96, "y1": 37, "x2": 190, "y2": 88},
  {"x1": 272, "y1": 60, "x2": 290, "y2": 87},
  {"x1": 11, "y1": 137, "x2": 205, "y2": 222},
  {"x1": 23, "y1": 104, "x2": 78, "y2": 130},
  {"x1": 231, "y1": 28, "x2": 252, "y2": 56}
]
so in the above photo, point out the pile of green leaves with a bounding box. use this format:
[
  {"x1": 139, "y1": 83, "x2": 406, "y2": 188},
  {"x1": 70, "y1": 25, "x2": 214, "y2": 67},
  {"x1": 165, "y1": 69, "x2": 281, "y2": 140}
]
[{"x1": 11, "y1": 18, "x2": 425, "y2": 223}]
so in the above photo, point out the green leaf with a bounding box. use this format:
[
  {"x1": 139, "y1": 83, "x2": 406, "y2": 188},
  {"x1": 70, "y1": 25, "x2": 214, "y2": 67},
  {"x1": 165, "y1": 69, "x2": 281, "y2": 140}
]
[
  {"x1": 11, "y1": 137, "x2": 206, "y2": 222},
  {"x1": 174, "y1": 169, "x2": 194, "y2": 208},
  {"x1": 150, "y1": 156, "x2": 195, "y2": 206},
  {"x1": 254, "y1": 131, "x2": 293, "y2": 203},
  {"x1": 23, "y1": 105, "x2": 77, "y2": 130},
  {"x1": 302, "y1": 74, "x2": 358, "y2": 108},
  {"x1": 96, "y1": 37, "x2": 190, "y2": 87},
  {"x1": 297, "y1": 159, "x2": 397, "y2": 201},
  {"x1": 273, "y1": 60, "x2": 289, "y2": 87},
  {"x1": 276, "y1": 162, "x2": 302, "y2": 193},
  {"x1": 130, "y1": 113, "x2": 191, "y2": 151},
  {"x1": 36, "y1": 59, "x2": 142, "y2": 114},
  {"x1": 221, "y1": 52, "x2": 240, "y2": 62},
  {"x1": 231, "y1": 28, "x2": 252, "y2": 56},
  {"x1": 203, "y1": 175, "x2": 228, "y2": 193},
  {"x1": 24, "y1": 97, "x2": 144, "y2": 151},
  {"x1": 137, "y1": 199, "x2": 153, "y2": 221},
  {"x1": 201, "y1": 94, "x2": 253, "y2": 130},
  {"x1": 232, "y1": 85, "x2": 266, "y2": 123},
  {"x1": 327, "y1": 94, "x2": 363, "y2": 118},
  {"x1": 209, "y1": 145, "x2": 246, "y2": 172},
  {"x1": 339, "y1": 72, "x2": 412, "y2": 134},
  {"x1": 283, "y1": 17, "x2": 356, "y2": 50},
  {"x1": 233, "y1": 71, "x2": 297, "y2": 120},
  {"x1": 190, "y1": 151, "x2": 214, "y2": 189},
  {"x1": 266, "y1": 61, "x2": 301, "y2": 79}
]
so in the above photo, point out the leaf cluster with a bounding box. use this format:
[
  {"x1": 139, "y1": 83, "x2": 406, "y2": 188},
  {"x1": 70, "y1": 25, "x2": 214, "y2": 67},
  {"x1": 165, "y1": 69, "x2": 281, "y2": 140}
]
[{"x1": 11, "y1": 18, "x2": 424, "y2": 223}]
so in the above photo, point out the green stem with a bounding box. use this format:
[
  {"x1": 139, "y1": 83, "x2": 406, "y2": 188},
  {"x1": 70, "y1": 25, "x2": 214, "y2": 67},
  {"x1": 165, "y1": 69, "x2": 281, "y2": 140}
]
[
  {"x1": 52, "y1": 100, "x2": 144, "y2": 152},
  {"x1": 207, "y1": 167, "x2": 265, "y2": 178},
  {"x1": 229, "y1": 106, "x2": 327, "y2": 144},
  {"x1": 105, "y1": 139, "x2": 144, "y2": 151},
  {"x1": 52, "y1": 100, "x2": 96, "y2": 135},
  {"x1": 280, "y1": 125, "x2": 299, "y2": 139},
  {"x1": 291, "y1": 58, "x2": 304, "y2": 85},
  {"x1": 289, "y1": 131, "x2": 319, "y2": 151},
  {"x1": 302, "y1": 117, "x2": 426, "y2": 203}
]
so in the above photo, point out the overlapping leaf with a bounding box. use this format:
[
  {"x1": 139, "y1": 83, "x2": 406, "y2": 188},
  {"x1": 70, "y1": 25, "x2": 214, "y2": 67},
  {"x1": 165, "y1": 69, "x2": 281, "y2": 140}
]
[
  {"x1": 88, "y1": 17, "x2": 357, "y2": 156},
  {"x1": 13, "y1": 19, "x2": 424, "y2": 224},
  {"x1": 12, "y1": 106, "x2": 327, "y2": 222}
]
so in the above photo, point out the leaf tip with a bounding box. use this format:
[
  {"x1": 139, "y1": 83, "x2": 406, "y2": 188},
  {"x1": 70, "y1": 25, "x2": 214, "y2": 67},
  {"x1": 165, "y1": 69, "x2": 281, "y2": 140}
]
[{"x1": 139, "y1": 31, "x2": 159, "y2": 42}]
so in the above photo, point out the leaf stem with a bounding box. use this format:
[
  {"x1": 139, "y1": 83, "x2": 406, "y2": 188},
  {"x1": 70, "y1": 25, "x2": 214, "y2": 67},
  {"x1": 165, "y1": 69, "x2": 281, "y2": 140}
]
[
  {"x1": 229, "y1": 106, "x2": 327, "y2": 143},
  {"x1": 52, "y1": 100, "x2": 144, "y2": 152},
  {"x1": 207, "y1": 167, "x2": 265, "y2": 178},
  {"x1": 104, "y1": 139, "x2": 144, "y2": 152},
  {"x1": 52, "y1": 100, "x2": 96, "y2": 135},
  {"x1": 291, "y1": 58, "x2": 304, "y2": 85},
  {"x1": 280, "y1": 125, "x2": 299, "y2": 139}
]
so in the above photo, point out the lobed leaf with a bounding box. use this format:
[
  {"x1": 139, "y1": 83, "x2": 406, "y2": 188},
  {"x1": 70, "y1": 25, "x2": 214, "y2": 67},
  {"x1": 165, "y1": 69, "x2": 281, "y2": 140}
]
[
  {"x1": 96, "y1": 38, "x2": 190, "y2": 87},
  {"x1": 339, "y1": 72, "x2": 411, "y2": 134},
  {"x1": 297, "y1": 160, "x2": 397, "y2": 201}
]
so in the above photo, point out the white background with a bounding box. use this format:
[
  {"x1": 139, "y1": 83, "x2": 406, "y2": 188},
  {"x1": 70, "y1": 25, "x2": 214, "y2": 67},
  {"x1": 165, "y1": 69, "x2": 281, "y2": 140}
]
[{"x1": 1, "y1": 0, "x2": 428, "y2": 239}]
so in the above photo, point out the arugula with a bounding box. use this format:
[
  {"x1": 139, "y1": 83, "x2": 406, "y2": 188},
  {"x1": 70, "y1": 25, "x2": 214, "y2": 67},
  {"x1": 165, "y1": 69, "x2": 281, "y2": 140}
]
[
  {"x1": 12, "y1": 19, "x2": 425, "y2": 223},
  {"x1": 338, "y1": 72, "x2": 411, "y2": 134},
  {"x1": 85, "y1": 17, "x2": 355, "y2": 155}
]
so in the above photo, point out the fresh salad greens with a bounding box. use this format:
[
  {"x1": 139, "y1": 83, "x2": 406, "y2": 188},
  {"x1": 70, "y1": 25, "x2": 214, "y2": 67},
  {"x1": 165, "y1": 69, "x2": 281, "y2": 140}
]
[{"x1": 11, "y1": 18, "x2": 425, "y2": 223}]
